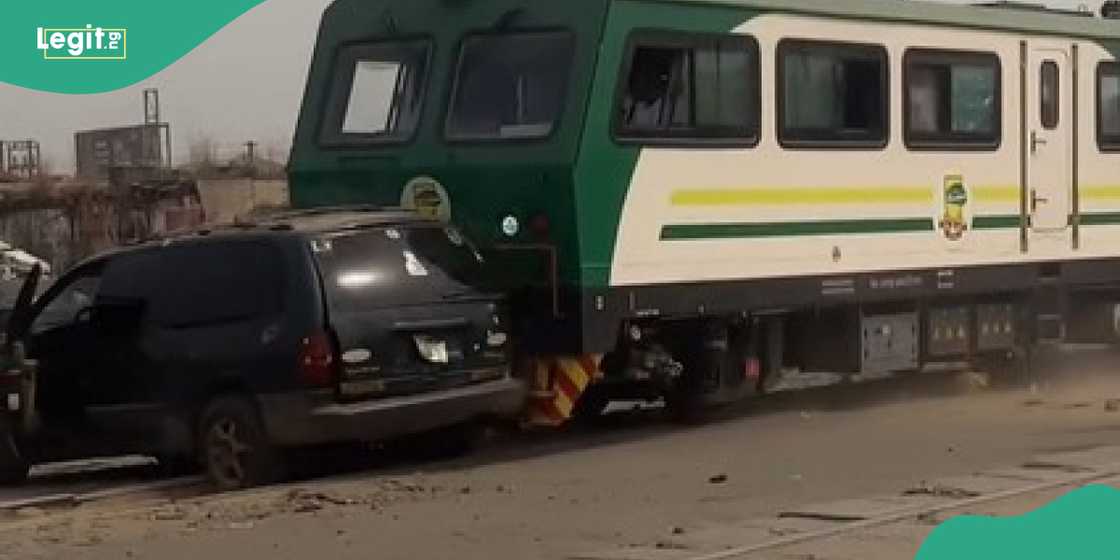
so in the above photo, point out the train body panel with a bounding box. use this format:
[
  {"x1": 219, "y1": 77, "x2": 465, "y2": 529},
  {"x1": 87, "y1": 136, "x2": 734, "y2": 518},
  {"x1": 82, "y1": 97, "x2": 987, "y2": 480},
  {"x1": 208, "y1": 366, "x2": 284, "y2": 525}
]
[
  {"x1": 291, "y1": 0, "x2": 1120, "y2": 373},
  {"x1": 608, "y1": 13, "x2": 1120, "y2": 287}
]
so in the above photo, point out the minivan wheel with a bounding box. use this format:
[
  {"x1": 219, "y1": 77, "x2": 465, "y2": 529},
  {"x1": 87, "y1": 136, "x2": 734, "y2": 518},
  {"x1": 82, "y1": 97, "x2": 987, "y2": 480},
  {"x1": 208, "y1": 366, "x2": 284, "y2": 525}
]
[
  {"x1": 0, "y1": 463, "x2": 29, "y2": 486},
  {"x1": 0, "y1": 436, "x2": 29, "y2": 485},
  {"x1": 199, "y1": 397, "x2": 281, "y2": 491},
  {"x1": 155, "y1": 454, "x2": 200, "y2": 477}
]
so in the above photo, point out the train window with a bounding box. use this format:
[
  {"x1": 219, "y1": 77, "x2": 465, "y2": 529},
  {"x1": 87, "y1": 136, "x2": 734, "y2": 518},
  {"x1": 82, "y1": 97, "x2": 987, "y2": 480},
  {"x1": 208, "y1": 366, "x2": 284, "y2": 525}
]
[
  {"x1": 904, "y1": 49, "x2": 1001, "y2": 150},
  {"x1": 1040, "y1": 61, "x2": 1059, "y2": 130},
  {"x1": 777, "y1": 40, "x2": 888, "y2": 148},
  {"x1": 446, "y1": 31, "x2": 575, "y2": 141},
  {"x1": 614, "y1": 31, "x2": 760, "y2": 145},
  {"x1": 1097, "y1": 62, "x2": 1120, "y2": 151},
  {"x1": 319, "y1": 40, "x2": 431, "y2": 146}
]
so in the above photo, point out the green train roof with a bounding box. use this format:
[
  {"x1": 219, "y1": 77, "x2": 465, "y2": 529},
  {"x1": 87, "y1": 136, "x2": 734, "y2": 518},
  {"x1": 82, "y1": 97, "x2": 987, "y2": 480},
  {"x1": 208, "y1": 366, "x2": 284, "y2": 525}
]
[{"x1": 645, "y1": 0, "x2": 1120, "y2": 39}]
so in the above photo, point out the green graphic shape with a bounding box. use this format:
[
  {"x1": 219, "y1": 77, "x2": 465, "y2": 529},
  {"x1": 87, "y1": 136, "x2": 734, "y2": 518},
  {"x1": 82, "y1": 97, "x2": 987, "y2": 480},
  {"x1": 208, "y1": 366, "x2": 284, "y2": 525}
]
[
  {"x1": 1, "y1": 1, "x2": 268, "y2": 94},
  {"x1": 916, "y1": 484, "x2": 1120, "y2": 560}
]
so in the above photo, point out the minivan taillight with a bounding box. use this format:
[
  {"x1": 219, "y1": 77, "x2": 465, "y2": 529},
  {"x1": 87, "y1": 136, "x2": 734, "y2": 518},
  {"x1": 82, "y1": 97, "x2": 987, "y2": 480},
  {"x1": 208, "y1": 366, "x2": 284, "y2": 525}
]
[{"x1": 298, "y1": 331, "x2": 337, "y2": 388}]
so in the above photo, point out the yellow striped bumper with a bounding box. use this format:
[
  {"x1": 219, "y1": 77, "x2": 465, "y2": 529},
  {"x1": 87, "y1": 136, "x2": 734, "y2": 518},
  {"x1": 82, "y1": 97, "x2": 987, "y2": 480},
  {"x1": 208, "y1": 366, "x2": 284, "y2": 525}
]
[{"x1": 523, "y1": 355, "x2": 603, "y2": 427}]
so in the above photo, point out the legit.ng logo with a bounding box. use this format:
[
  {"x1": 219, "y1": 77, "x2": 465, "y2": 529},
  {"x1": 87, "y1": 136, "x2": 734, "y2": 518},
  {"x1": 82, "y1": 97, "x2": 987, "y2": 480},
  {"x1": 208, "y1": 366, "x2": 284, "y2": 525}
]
[{"x1": 36, "y1": 25, "x2": 127, "y2": 60}]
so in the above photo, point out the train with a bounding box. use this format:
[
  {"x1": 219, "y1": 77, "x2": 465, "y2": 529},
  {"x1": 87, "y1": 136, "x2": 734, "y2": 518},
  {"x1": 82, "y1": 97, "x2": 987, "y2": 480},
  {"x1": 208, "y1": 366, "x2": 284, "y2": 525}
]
[{"x1": 289, "y1": 0, "x2": 1120, "y2": 424}]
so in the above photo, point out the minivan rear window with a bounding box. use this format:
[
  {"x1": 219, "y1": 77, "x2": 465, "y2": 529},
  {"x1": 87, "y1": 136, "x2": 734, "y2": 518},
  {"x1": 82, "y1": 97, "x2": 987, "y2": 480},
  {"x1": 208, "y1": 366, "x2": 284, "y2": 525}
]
[{"x1": 313, "y1": 225, "x2": 488, "y2": 310}]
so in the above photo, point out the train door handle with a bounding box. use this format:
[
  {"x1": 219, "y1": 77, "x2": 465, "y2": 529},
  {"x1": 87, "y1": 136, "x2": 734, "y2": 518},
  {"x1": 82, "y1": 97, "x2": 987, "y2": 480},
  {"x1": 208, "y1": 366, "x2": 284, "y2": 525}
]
[
  {"x1": 1031, "y1": 189, "x2": 1049, "y2": 211},
  {"x1": 1031, "y1": 131, "x2": 1048, "y2": 153}
]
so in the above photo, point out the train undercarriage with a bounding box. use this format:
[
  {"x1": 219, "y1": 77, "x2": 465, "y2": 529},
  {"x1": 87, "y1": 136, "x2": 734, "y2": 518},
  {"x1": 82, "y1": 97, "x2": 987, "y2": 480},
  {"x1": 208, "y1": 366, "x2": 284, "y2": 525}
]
[{"x1": 523, "y1": 282, "x2": 1120, "y2": 426}]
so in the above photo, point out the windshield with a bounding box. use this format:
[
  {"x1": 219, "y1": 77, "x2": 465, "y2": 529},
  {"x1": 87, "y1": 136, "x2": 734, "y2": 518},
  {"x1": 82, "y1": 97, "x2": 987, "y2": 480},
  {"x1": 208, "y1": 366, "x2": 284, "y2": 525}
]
[
  {"x1": 446, "y1": 31, "x2": 575, "y2": 141},
  {"x1": 314, "y1": 225, "x2": 490, "y2": 310},
  {"x1": 320, "y1": 40, "x2": 430, "y2": 145}
]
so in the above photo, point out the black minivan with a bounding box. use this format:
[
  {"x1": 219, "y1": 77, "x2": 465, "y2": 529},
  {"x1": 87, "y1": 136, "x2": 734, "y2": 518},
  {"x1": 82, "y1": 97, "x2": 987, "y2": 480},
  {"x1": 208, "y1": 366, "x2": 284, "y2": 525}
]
[{"x1": 0, "y1": 208, "x2": 525, "y2": 489}]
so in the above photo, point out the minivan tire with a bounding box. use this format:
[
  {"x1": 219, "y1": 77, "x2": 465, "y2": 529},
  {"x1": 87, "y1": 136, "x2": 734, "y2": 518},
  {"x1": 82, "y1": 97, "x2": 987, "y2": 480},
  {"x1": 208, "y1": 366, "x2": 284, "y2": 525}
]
[
  {"x1": 198, "y1": 396, "x2": 282, "y2": 491},
  {"x1": 0, "y1": 463, "x2": 28, "y2": 486},
  {"x1": 0, "y1": 436, "x2": 29, "y2": 485}
]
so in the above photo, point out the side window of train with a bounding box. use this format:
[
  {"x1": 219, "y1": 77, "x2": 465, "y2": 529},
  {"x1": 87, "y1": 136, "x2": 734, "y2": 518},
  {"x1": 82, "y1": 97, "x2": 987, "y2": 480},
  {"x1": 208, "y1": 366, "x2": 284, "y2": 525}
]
[
  {"x1": 1040, "y1": 61, "x2": 1060, "y2": 130},
  {"x1": 1097, "y1": 62, "x2": 1120, "y2": 151},
  {"x1": 614, "y1": 31, "x2": 760, "y2": 145},
  {"x1": 319, "y1": 39, "x2": 431, "y2": 146},
  {"x1": 903, "y1": 49, "x2": 1001, "y2": 150},
  {"x1": 777, "y1": 39, "x2": 888, "y2": 149}
]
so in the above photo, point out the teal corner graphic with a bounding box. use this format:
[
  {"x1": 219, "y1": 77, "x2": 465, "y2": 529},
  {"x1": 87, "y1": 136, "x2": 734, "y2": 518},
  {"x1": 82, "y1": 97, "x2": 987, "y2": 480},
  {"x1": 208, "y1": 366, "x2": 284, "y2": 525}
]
[
  {"x1": 916, "y1": 484, "x2": 1120, "y2": 560},
  {"x1": 1, "y1": 1, "x2": 270, "y2": 94}
]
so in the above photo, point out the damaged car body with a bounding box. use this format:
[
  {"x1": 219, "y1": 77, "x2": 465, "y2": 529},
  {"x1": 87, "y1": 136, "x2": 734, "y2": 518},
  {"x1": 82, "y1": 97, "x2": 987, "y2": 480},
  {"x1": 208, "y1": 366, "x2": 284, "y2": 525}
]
[{"x1": 0, "y1": 208, "x2": 524, "y2": 489}]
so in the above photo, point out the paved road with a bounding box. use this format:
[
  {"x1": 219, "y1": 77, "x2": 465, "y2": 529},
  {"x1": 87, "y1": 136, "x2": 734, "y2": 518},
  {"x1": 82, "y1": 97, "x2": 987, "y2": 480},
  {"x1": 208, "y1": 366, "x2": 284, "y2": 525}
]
[{"x1": 1, "y1": 347, "x2": 1119, "y2": 559}]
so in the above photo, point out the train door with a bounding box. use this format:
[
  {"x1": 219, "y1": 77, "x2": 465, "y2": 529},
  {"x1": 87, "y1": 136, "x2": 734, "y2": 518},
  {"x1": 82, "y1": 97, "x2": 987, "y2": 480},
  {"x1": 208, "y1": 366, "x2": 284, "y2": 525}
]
[{"x1": 1026, "y1": 44, "x2": 1073, "y2": 233}]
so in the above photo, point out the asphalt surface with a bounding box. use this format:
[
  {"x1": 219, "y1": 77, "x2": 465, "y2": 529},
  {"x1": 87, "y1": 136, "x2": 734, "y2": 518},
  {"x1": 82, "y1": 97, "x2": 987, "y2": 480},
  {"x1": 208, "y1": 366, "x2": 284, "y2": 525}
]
[{"x1": 1, "y1": 346, "x2": 1119, "y2": 559}]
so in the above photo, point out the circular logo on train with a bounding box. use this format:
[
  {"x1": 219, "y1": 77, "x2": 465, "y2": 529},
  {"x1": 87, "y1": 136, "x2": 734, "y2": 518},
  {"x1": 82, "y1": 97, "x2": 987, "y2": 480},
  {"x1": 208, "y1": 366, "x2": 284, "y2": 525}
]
[
  {"x1": 401, "y1": 176, "x2": 451, "y2": 222},
  {"x1": 939, "y1": 174, "x2": 969, "y2": 241}
]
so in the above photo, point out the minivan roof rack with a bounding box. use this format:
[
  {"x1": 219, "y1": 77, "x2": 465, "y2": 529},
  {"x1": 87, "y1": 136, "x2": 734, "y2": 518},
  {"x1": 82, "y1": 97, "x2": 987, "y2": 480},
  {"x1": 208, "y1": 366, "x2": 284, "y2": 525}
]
[{"x1": 257, "y1": 204, "x2": 393, "y2": 220}]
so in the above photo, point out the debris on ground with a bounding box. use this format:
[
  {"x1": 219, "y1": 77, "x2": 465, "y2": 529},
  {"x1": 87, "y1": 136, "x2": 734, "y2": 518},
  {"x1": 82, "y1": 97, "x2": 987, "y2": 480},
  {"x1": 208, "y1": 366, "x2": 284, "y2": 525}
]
[
  {"x1": 284, "y1": 489, "x2": 358, "y2": 514},
  {"x1": 14, "y1": 507, "x2": 45, "y2": 519},
  {"x1": 903, "y1": 482, "x2": 981, "y2": 499},
  {"x1": 1022, "y1": 399, "x2": 1045, "y2": 407},
  {"x1": 769, "y1": 527, "x2": 801, "y2": 537},
  {"x1": 150, "y1": 507, "x2": 187, "y2": 522},
  {"x1": 654, "y1": 540, "x2": 689, "y2": 550},
  {"x1": 963, "y1": 371, "x2": 990, "y2": 390}
]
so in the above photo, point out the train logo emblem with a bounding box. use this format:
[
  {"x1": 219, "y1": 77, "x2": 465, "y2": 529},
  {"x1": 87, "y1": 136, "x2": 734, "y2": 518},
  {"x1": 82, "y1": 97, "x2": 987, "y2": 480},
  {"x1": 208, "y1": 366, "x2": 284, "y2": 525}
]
[
  {"x1": 939, "y1": 175, "x2": 969, "y2": 241},
  {"x1": 401, "y1": 176, "x2": 451, "y2": 222}
]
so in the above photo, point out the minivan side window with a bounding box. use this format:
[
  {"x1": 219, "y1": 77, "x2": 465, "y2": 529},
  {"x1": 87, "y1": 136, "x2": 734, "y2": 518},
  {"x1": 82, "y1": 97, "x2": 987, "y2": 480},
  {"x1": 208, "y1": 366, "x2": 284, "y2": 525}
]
[
  {"x1": 98, "y1": 242, "x2": 285, "y2": 329},
  {"x1": 30, "y1": 269, "x2": 102, "y2": 335}
]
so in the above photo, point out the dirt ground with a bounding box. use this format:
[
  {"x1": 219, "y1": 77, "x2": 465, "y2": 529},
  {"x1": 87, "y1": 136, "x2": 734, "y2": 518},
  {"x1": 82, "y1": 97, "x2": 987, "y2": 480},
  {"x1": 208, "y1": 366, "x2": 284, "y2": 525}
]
[{"x1": 3, "y1": 348, "x2": 1120, "y2": 560}]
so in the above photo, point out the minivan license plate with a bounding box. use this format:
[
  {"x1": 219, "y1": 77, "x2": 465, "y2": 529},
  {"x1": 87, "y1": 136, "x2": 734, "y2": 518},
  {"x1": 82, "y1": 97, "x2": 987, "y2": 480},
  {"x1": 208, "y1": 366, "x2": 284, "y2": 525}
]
[{"x1": 413, "y1": 335, "x2": 449, "y2": 364}]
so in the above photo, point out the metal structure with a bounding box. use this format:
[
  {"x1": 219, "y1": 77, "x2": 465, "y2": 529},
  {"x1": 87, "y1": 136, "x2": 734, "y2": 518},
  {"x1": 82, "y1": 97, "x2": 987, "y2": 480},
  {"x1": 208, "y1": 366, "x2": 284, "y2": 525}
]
[
  {"x1": 143, "y1": 88, "x2": 160, "y2": 125},
  {"x1": 75, "y1": 89, "x2": 172, "y2": 180},
  {"x1": 0, "y1": 141, "x2": 41, "y2": 180},
  {"x1": 74, "y1": 125, "x2": 171, "y2": 180}
]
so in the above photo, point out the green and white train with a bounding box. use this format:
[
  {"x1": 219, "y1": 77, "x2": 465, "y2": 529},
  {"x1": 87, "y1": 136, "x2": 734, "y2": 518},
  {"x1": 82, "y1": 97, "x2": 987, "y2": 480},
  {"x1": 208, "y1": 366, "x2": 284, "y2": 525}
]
[{"x1": 291, "y1": 0, "x2": 1120, "y2": 421}]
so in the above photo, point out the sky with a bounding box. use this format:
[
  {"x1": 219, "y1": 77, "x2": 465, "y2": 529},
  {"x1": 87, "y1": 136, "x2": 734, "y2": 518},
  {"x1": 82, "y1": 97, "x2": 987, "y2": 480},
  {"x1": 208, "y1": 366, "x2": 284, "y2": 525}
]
[{"x1": 0, "y1": 0, "x2": 1106, "y2": 173}]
